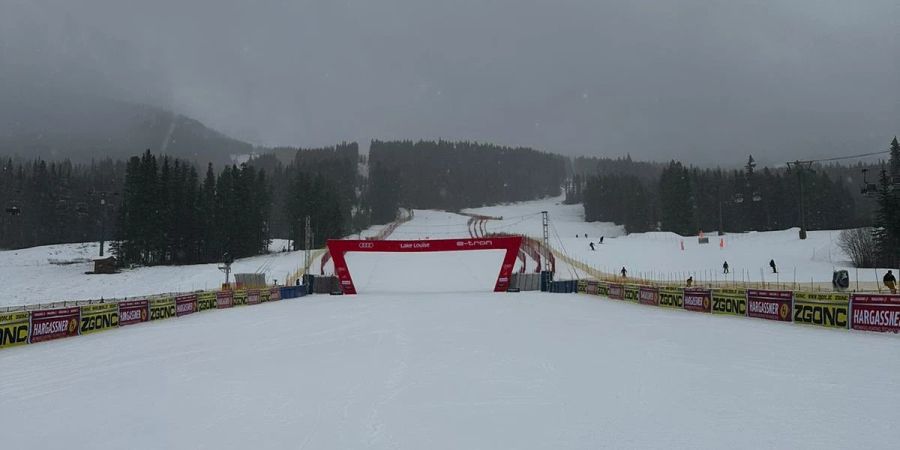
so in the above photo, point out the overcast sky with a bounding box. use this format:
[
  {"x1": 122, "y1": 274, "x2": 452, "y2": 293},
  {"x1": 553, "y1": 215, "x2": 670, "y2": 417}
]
[{"x1": 2, "y1": 0, "x2": 898, "y2": 164}]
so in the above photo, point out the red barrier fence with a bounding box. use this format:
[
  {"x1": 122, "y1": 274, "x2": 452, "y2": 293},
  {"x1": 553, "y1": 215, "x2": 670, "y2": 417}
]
[
  {"x1": 851, "y1": 294, "x2": 900, "y2": 333},
  {"x1": 747, "y1": 289, "x2": 793, "y2": 322},
  {"x1": 176, "y1": 294, "x2": 198, "y2": 317},
  {"x1": 30, "y1": 307, "x2": 79, "y2": 343},
  {"x1": 119, "y1": 300, "x2": 149, "y2": 326},
  {"x1": 683, "y1": 288, "x2": 712, "y2": 313}
]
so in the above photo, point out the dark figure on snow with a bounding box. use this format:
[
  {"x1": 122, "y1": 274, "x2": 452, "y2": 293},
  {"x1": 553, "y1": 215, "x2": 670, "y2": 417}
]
[
  {"x1": 621, "y1": 267, "x2": 627, "y2": 278},
  {"x1": 600, "y1": 236, "x2": 604, "y2": 244},
  {"x1": 723, "y1": 261, "x2": 729, "y2": 274},
  {"x1": 769, "y1": 259, "x2": 777, "y2": 274},
  {"x1": 589, "y1": 242, "x2": 595, "y2": 251},
  {"x1": 686, "y1": 276, "x2": 693, "y2": 287},
  {"x1": 884, "y1": 270, "x2": 897, "y2": 294}
]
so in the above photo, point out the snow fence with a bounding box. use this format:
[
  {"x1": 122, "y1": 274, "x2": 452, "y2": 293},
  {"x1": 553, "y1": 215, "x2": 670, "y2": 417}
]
[
  {"x1": 0, "y1": 285, "x2": 308, "y2": 350},
  {"x1": 568, "y1": 280, "x2": 900, "y2": 334}
]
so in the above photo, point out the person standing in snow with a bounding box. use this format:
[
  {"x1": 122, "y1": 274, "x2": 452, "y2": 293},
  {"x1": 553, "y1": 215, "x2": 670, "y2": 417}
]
[
  {"x1": 621, "y1": 267, "x2": 627, "y2": 278},
  {"x1": 883, "y1": 270, "x2": 897, "y2": 294},
  {"x1": 723, "y1": 261, "x2": 729, "y2": 274},
  {"x1": 769, "y1": 259, "x2": 777, "y2": 274},
  {"x1": 589, "y1": 242, "x2": 595, "y2": 251},
  {"x1": 686, "y1": 276, "x2": 693, "y2": 287},
  {"x1": 600, "y1": 236, "x2": 604, "y2": 244}
]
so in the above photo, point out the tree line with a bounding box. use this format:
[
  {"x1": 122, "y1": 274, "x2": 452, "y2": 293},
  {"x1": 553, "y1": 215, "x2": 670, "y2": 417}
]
[
  {"x1": 572, "y1": 154, "x2": 871, "y2": 236},
  {"x1": 112, "y1": 150, "x2": 271, "y2": 266},
  {"x1": 367, "y1": 140, "x2": 567, "y2": 220}
]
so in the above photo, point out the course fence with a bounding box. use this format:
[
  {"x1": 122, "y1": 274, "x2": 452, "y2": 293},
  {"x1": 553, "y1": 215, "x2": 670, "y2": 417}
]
[
  {"x1": 0, "y1": 285, "x2": 309, "y2": 350},
  {"x1": 550, "y1": 279, "x2": 898, "y2": 334}
]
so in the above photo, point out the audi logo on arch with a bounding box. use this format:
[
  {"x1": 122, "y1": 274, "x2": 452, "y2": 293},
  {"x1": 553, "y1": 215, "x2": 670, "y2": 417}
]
[{"x1": 358, "y1": 242, "x2": 375, "y2": 249}]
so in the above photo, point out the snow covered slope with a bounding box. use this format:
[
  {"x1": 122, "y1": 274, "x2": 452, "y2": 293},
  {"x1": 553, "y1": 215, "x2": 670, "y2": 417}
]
[
  {"x1": 465, "y1": 197, "x2": 884, "y2": 285},
  {"x1": 1, "y1": 292, "x2": 897, "y2": 449}
]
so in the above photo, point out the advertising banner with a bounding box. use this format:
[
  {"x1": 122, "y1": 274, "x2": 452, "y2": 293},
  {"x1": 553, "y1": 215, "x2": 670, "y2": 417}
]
[
  {"x1": 793, "y1": 292, "x2": 850, "y2": 329},
  {"x1": 149, "y1": 297, "x2": 176, "y2": 321},
  {"x1": 30, "y1": 307, "x2": 80, "y2": 343},
  {"x1": 247, "y1": 289, "x2": 261, "y2": 305},
  {"x1": 233, "y1": 290, "x2": 247, "y2": 307},
  {"x1": 597, "y1": 282, "x2": 609, "y2": 297},
  {"x1": 269, "y1": 287, "x2": 281, "y2": 301},
  {"x1": 79, "y1": 303, "x2": 118, "y2": 335},
  {"x1": 260, "y1": 289, "x2": 270, "y2": 303},
  {"x1": 118, "y1": 299, "x2": 149, "y2": 326},
  {"x1": 607, "y1": 283, "x2": 624, "y2": 300},
  {"x1": 216, "y1": 291, "x2": 233, "y2": 309},
  {"x1": 747, "y1": 289, "x2": 793, "y2": 322},
  {"x1": 197, "y1": 292, "x2": 217, "y2": 311},
  {"x1": 175, "y1": 294, "x2": 198, "y2": 317},
  {"x1": 577, "y1": 280, "x2": 587, "y2": 294},
  {"x1": 639, "y1": 286, "x2": 659, "y2": 306},
  {"x1": 0, "y1": 311, "x2": 30, "y2": 349},
  {"x1": 711, "y1": 289, "x2": 747, "y2": 317},
  {"x1": 683, "y1": 288, "x2": 712, "y2": 313},
  {"x1": 851, "y1": 294, "x2": 900, "y2": 333},
  {"x1": 624, "y1": 285, "x2": 640, "y2": 303},
  {"x1": 585, "y1": 281, "x2": 600, "y2": 295},
  {"x1": 659, "y1": 287, "x2": 684, "y2": 309}
]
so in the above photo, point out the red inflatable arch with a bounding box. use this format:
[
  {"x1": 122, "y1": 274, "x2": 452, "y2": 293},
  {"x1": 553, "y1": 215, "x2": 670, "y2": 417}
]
[{"x1": 326, "y1": 237, "x2": 523, "y2": 294}]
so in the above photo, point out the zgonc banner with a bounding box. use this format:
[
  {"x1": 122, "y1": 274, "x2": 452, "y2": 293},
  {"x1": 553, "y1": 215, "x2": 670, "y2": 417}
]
[
  {"x1": 639, "y1": 286, "x2": 659, "y2": 306},
  {"x1": 216, "y1": 291, "x2": 234, "y2": 309},
  {"x1": 746, "y1": 289, "x2": 793, "y2": 322},
  {"x1": 118, "y1": 299, "x2": 149, "y2": 326},
  {"x1": 197, "y1": 292, "x2": 217, "y2": 311},
  {"x1": 175, "y1": 294, "x2": 197, "y2": 317},
  {"x1": 30, "y1": 307, "x2": 79, "y2": 343},
  {"x1": 851, "y1": 294, "x2": 900, "y2": 333},
  {"x1": 150, "y1": 297, "x2": 176, "y2": 321},
  {"x1": 683, "y1": 288, "x2": 712, "y2": 313},
  {"x1": 624, "y1": 285, "x2": 640, "y2": 303},
  {"x1": 597, "y1": 282, "x2": 609, "y2": 297},
  {"x1": 233, "y1": 290, "x2": 248, "y2": 306},
  {"x1": 607, "y1": 283, "x2": 624, "y2": 300},
  {"x1": 712, "y1": 289, "x2": 747, "y2": 317},
  {"x1": 79, "y1": 303, "x2": 118, "y2": 335},
  {"x1": 659, "y1": 287, "x2": 684, "y2": 308},
  {"x1": 0, "y1": 311, "x2": 30, "y2": 348},
  {"x1": 793, "y1": 292, "x2": 850, "y2": 329},
  {"x1": 577, "y1": 280, "x2": 587, "y2": 294}
]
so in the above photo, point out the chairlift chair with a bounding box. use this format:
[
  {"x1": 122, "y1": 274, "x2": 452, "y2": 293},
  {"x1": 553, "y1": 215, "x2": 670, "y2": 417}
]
[{"x1": 733, "y1": 193, "x2": 744, "y2": 204}]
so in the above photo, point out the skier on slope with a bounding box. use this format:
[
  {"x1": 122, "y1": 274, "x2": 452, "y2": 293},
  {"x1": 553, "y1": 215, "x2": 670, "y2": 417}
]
[
  {"x1": 723, "y1": 261, "x2": 729, "y2": 274},
  {"x1": 589, "y1": 242, "x2": 595, "y2": 251},
  {"x1": 769, "y1": 259, "x2": 778, "y2": 274},
  {"x1": 686, "y1": 276, "x2": 693, "y2": 287},
  {"x1": 883, "y1": 270, "x2": 897, "y2": 294},
  {"x1": 600, "y1": 236, "x2": 604, "y2": 244},
  {"x1": 621, "y1": 267, "x2": 627, "y2": 278}
]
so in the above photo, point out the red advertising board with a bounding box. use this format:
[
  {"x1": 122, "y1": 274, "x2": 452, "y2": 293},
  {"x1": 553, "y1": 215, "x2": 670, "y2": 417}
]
[
  {"x1": 30, "y1": 307, "x2": 80, "y2": 343},
  {"x1": 247, "y1": 289, "x2": 261, "y2": 305},
  {"x1": 747, "y1": 289, "x2": 793, "y2": 322},
  {"x1": 119, "y1": 299, "x2": 149, "y2": 326},
  {"x1": 639, "y1": 286, "x2": 659, "y2": 306},
  {"x1": 175, "y1": 294, "x2": 198, "y2": 317},
  {"x1": 607, "y1": 283, "x2": 624, "y2": 300},
  {"x1": 585, "y1": 281, "x2": 599, "y2": 295},
  {"x1": 851, "y1": 294, "x2": 900, "y2": 333},
  {"x1": 269, "y1": 287, "x2": 281, "y2": 301},
  {"x1": 683, "y1": 288, "x2": 712, "y2": 313},
  {"x1": 216, "y1": 291, "x2": 233, "y2": 309}
]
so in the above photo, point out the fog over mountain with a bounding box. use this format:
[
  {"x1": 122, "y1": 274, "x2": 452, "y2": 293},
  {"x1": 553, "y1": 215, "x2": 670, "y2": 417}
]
[{"x1": 2, "y1": 0, "x2": 898, "y2": 165}]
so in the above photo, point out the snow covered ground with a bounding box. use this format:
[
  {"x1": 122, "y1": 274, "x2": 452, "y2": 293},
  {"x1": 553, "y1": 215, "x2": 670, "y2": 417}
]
[
  {"x1": 0, "y1": 240, "x2": 305, "y2": 307},
  {"x1": 0, "y1": 195, "x2": 885, "y2": 308},
  {"x1": 466, "y1": 196, "x2": 885, "y2": 286},
  {"x1": 1, "y1": 291, "x2": 897, "y2": 449}
]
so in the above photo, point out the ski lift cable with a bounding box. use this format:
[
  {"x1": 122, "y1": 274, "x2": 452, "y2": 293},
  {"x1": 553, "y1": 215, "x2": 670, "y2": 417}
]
[
  {"x1": 790, "y1": 149, "x2": 890, "y2": 165},
  {"x1": 548, "y1": 219, "x2": 579, "y2": 279}
]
